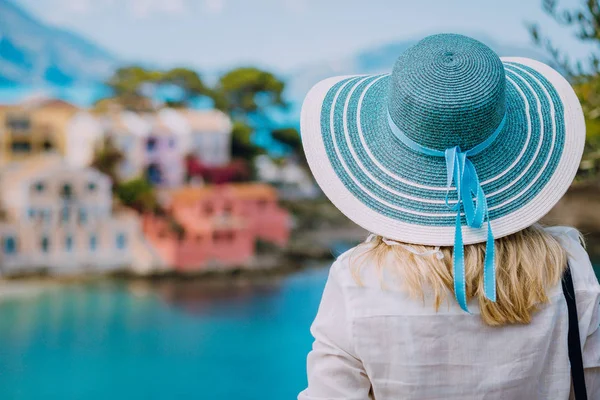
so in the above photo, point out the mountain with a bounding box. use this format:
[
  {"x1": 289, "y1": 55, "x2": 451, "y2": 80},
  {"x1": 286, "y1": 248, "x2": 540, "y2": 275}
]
[
  {"x1": 0, "y1": 0, "x2": 117, "y2": 86},
  {"x1": 286, "y1": 33, "x2": 548, "y2": 102}
]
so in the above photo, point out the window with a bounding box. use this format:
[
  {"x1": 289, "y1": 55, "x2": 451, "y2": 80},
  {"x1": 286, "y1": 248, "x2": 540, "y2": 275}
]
[
  {"x1": 65, "y1": 235, "x2": 73, "y2": 252},
  {"x1": 116, "y1": 233, "x2": 127, "y2": 250},
  {"x1": 42, "y1": 139, "x2": 54, "y2": 151},
  {"x1": 146, "y1": 164, "x2": 162, "y2": 185},
  {"x1": 6, "y1": 115, "x2": 30, "y2": 131},
  {"x1": 89, "y1": 235, "x2": 97, "y2": 252},
  {"x1": 204, "y1": 202, "x2": 214, "y2": 215},
  {"x1": 224, "y1": 231, "x2": 235, "y2": 241},
  {"x1": 33, "y1": 182, "x2": 45, "y2": 192},
  {"x1": 195, "y1": 235, "x2": 202, "y2": 243},
  {"x1": 28, "y1": 208, "x2": 35, "y2": 220},
  {"x1": 41, "y1": 236, "x2": 50, "y2": 253},
  {"x1": 257, "y1": 199, "x2": 269, "y2": 209},
  {"x1": 61, "y1": 207, "x2": 69, "y2": 223},
  {"x1": 146, "y1": 137, "x2": 157, "y2": 152},
  {"x1": 87, "y1": 182, "x2": 97, "y2": 192},
  {"x1": 60, "y1": 184, "x2": 73, "y2": 199},
  {"x1": 11, "y1": 141, "x2": 31, "y2": 153},
  {"x1": 79, "y1": 209, "x2": 87, "y2": 224},
  {"x1": 223, "y1": 202, "x2": 233, "y2": 215},
  {"x1": 42, "y1": 209, "x2": 51, "y2": 223},
  {"x1": 213, "y1": 231, "x2": 234, "y2": 243},
  {"x1": 3, "y1": 236, "x2": 16, "y2": 254}
]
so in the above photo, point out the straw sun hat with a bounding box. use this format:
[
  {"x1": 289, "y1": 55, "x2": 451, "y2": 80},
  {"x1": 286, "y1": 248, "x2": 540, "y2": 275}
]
[{"x1": 300, "y1": 33, "x2": 585, "y2": 311}]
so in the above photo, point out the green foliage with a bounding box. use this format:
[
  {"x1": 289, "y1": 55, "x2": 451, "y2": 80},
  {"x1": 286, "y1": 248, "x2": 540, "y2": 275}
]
[
  {"x1": 529, "y1": 0, "x2": 600, "y2": 77},
  {"x1": 161, "y1": 67, "x2": 209, "y2": 106},
  {"x1": 91, "y1": 137, "x2": 125, "y2": 184},
  {"x1": 214, "y1": 67, "x2": 286, "y2": 117},
  {"x1": 105, "y1": 66, "x2": 209, "y2": 110},
  {"x1": 104, "y1": 64, "x2": 289, "y2": 163},
  {"x1": 272, "y1": 127, "x2": 302, "y2": 152},
  {"x1": 272, "y1": 127, "x2": 307, "y2": 165},
  {"x1": 213, "y1": 67, "x2": 288, "y2": 163},
  {"x1": 531, "y1": 0, "x2": 600, "y2": 176},
  {"x1": 114, "y1": 178, "x2": 160, "y2": 214},
  {"x1": 231, "y1": 121, "x2": 264, "y2": 160},
  {"x1": 108, "y1": 66, "x2": 161, "y2": 95}
]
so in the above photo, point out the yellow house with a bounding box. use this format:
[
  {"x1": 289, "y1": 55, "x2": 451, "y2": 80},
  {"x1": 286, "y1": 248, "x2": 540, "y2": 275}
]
[{"x1": 0, "y1": 99, "x2": 79, "y2": 164}]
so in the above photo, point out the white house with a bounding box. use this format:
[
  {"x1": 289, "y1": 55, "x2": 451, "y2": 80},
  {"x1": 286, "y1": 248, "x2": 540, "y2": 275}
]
[
  {"x1": 175, "y1": 109, "x2": 233, "y2": 167},
  {"x1": 65, "y1": 108, "x2": 233, "y2": 185},
  {"x1": 65, "y1": 111, "x2": 104, "y2": 168},
  {"x1": 0, "y1": 156, "x2": 163, "y2": 275}
]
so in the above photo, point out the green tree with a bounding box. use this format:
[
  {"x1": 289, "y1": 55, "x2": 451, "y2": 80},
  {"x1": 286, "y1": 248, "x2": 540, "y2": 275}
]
[
  {"x1": 91, "y1": 137, "x2": 125, "y2": 185},
  {"x1": 272, "y1": 127, "x2": 302, "y2": 152},
  {"x1": 530, "y1": 0, "x2": 600, "y2": 175},
  {"x1": 213, "y1": 67, "x2": 287, "y2": 163},
  {"x1": 213, "y1": 67, "x2": 286, "y2": 118},
  {"x1": 114, "y1": 178, "x2": 160, "y2": 214},
  {"x1": 160, "y1": 67, "x2": 209, "y2": 107},
  {"x1": 106, "y1": 66, "x2": 161, "y2": 111},
  {"x1": 272, "y1": 127, "x2": 307, "y2": 164},
  {"x1": 231, "y1": 121, "x2": 264, "y2": 160}
]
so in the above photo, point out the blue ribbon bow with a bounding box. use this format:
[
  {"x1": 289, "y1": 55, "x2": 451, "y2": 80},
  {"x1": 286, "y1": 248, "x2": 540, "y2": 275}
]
[
  {"x1": 444, "y1": 146, "x2": 496, "y2": 311},
  {"x1": 387, "y1": 111, "x2": 506, "y2": 311}
]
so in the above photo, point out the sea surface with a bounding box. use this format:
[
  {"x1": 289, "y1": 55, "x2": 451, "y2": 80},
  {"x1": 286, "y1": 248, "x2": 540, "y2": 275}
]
[
  {"x1": 0, "y1": 262, "x2": 598, "y2": 400},
  {"x1": 0, "y1": 267, "x2": 330, "y2": 400}
]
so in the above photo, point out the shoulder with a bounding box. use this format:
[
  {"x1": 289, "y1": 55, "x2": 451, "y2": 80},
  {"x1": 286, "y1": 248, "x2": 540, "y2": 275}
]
[
  {"x1": 328, "y1": 245, "x2": 362, "y2": 287},
  {"x1": 329, "y1": 243, "x2": 400, "y2": 293},
  {"x1": 545, "y1": 225, "x2": 583, "y2": 246},
  {"x1": 545, "y1": 225, "x2": 600, "y2": 293},
  {"x1": 329, "y1": 243, "x2": 379, "y2": 287}
]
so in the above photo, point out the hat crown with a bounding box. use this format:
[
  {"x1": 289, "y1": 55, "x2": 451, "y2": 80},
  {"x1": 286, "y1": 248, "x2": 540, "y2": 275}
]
[{"x1": 387, "y1": 34, "x2": 506, "y2": 151}]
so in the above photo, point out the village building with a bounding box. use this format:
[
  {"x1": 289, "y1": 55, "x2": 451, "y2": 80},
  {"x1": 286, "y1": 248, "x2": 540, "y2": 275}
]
[
  {"x1": 142, "y1": 183, "x2": 290, "y2": 271},
  {"x1": 0, "y1": 98, "x2": 79, "y2": 164},
  {"x1": 254, "y1": 155, "x2": 319, "y2": 200},
  {"x1": 0, "y1": 156, "x2": 163, "y2": 275},
  {"x1": 97, "y1": 110, "x2": 186, "y2": 187},
  {"x1": 89, "y1": 108, "x2": 233, "y2": 187},
  {"x1": 0, "y1": 99, "x2": 234, "y2": 187},
  {"x1": 173, "y1": 109, "x2": 232, "y2": 167}
]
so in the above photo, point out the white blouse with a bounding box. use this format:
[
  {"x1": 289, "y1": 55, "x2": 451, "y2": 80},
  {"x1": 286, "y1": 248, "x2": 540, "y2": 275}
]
[{"x1": 298, "y1": 226, "x2": 600, "y2": 400}]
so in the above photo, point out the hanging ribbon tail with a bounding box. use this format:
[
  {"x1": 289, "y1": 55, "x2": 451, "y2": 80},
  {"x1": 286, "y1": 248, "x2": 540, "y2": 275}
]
[
  {"x1": 483, "y1": 218, "x2": 496, "y2": 302},
  {"x1": 461, "y1": 161, "x2": 486, "y2": 228},
  {"x1": 453, "y1": 209, "x2": 470, "y2": 313},
  {"x1": 445, "y1": 146, "x2": 497, "y2": 310}
]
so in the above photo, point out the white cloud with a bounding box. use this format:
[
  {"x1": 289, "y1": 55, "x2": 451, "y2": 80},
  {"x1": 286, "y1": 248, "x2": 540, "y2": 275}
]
[
  {"x1": 42, "y1": 0, "x2": 190, "y2": 22},
  {"x1": 205, "y1": 0, "x2": 225, "y2": 14},
  {"x1": 284, "y1": 0, "x2": 308, "y2": 13},
  {"x1": 130, "y1": 0, "x2": 187, "y2": 18},
  {"x1": 65, "y1": 0, "x2": 92, "y2": 14}
]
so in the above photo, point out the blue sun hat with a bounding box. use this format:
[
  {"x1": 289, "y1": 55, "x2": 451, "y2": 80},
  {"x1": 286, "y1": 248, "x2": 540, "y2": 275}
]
[{"x1": 300, "y1": 33, "x2": 585, "y2": 311}]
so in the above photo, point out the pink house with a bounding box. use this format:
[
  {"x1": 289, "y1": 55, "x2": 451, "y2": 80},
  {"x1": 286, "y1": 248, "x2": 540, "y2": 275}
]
[{"x1": 142, "y1": 183, "x2": 290, "y2": 271}]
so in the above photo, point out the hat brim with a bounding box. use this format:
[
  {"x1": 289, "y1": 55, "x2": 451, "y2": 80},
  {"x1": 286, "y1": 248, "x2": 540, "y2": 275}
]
[{"x1": 300, "y1": 57, "x2": 585, "y2": 246}]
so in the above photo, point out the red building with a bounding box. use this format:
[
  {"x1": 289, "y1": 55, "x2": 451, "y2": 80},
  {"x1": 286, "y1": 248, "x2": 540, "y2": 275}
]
[{"x1": 142, "y1": 183, "x2": 290, "y2": 271}]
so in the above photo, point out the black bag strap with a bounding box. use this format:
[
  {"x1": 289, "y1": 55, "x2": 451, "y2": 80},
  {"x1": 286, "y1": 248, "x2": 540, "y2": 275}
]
[{"x1": 562, "y1": 263, "x2": 588, "y2": 400}]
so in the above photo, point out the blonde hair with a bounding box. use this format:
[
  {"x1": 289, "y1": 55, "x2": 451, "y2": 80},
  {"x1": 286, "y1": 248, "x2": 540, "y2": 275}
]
[{"x1": 351, "y1": 223, "x2": 575, "y2": 326}]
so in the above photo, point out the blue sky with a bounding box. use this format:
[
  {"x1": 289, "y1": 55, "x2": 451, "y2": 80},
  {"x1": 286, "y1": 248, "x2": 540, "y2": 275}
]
[{"x1": 15, "y1": 0, "x2": 591, "y2": 73}]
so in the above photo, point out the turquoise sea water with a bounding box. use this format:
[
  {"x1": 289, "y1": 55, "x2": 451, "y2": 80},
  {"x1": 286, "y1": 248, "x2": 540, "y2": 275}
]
[
  {"x1": 1, "y1": 263, "x2": 598, "y2": 400},
  {"x1": 0, "y1": 267, "x2": 330, "y2": 400}
]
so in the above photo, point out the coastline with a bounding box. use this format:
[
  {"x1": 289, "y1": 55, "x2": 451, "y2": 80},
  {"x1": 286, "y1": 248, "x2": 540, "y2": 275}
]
[{"x1": 1, "y1": 183, "x2": 599, "y2": 298}]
